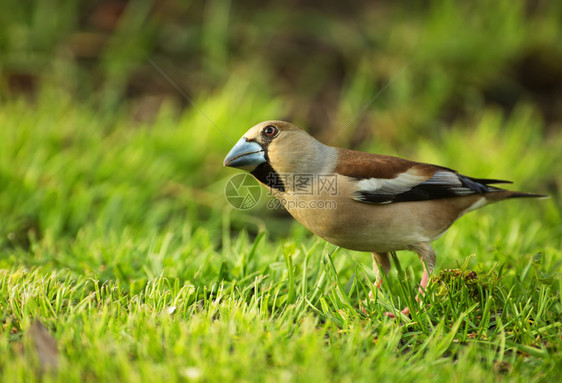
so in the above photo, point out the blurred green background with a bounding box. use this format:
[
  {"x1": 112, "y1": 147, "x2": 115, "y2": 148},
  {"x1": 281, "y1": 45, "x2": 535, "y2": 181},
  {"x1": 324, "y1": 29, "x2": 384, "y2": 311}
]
[{"x1": 3, "y1": 0, "x2": 562, "y2": 138}]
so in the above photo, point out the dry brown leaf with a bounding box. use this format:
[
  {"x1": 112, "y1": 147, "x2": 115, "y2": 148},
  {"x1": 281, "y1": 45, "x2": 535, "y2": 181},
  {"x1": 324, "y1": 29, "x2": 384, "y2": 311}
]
[{"x1": 27, "y1": 319, "x2": 59, "y2": 372}]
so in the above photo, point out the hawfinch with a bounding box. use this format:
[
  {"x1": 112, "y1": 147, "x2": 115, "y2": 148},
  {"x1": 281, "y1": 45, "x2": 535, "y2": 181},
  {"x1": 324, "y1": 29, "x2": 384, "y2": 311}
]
[{"x1": 224, "y1": 121, "x2": 544, "y2": 316}]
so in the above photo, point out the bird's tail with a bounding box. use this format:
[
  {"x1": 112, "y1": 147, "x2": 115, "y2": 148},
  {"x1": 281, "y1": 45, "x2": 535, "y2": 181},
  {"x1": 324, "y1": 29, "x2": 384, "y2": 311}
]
[
  {"x1": 486, "y1": 190, "x2": 549, "y2": 202},
  {"x1": 504, "y1": 191, "x2": 549, "y2": 199}
]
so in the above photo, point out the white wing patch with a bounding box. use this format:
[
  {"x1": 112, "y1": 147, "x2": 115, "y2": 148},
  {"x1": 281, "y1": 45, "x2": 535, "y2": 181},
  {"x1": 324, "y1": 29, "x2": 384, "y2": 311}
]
[
  {"x1": 354, "y1": 167, "x2": 501, "y2": 205},
  {"x1": 356, "y1": 170, "x2": 428, "y2": 195}
]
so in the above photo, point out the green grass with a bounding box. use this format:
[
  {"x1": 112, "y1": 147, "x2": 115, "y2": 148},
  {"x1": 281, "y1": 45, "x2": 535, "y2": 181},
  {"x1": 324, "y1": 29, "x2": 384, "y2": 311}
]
[{"x1": 0, "y1": 85, "x2": 561, "y2": 382}]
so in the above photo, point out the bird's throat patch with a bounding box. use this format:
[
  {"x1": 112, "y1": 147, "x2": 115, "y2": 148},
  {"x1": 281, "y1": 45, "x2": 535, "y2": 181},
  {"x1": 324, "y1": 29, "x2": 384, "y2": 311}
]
[{"x1": 251, "y1": 163, "x2": 285, "y2": 192}]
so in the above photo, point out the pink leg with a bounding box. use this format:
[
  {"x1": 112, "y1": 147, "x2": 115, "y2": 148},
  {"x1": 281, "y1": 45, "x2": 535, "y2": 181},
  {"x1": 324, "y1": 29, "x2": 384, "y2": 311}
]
[
  {"x1": 385, "y1": 243, "x2": 435, "y2": 318},
  {"x1": 369, "y1": 252, "x2": 391, "y2": 299},
  {"x1": 418, "y1": 265, "x2": 430, "y2": 294}
]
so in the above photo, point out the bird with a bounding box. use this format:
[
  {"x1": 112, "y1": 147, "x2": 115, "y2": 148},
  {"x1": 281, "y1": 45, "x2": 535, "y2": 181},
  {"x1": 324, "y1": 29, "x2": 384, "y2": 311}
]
[{"x1": 223, "y1": 120, "x2": 545, "y2": 316}]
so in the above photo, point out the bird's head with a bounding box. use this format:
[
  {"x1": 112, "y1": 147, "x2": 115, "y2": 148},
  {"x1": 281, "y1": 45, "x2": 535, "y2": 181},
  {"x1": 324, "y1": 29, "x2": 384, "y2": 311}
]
[
  {"x1": 224, "y1": 121, "x2": 333, "y2": 191},
  {"x1": 224, "y1": 121, "x2": 321, "y2": 172}
]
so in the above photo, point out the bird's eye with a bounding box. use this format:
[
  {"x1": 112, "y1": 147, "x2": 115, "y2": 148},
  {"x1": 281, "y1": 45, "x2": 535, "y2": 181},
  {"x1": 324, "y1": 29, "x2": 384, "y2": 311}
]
[{"x1": 263, "y1": 125, "x2": 278, "y2": 137}]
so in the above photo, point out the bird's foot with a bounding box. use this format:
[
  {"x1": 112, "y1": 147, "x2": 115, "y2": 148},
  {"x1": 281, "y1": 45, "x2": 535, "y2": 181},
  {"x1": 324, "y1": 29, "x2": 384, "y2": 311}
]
[
  {"x1": 384, "y1": 291, "x2": 428, "y2": 318},
  {"x1": 367, "y1": 280, "x2": 383, "y2": 300},
  {"x1": 384, "y1": 306, "x2": 410, "y2": 318},
  {"x1": 360, "y1": 301, "x2": 369, "y2": 315}
]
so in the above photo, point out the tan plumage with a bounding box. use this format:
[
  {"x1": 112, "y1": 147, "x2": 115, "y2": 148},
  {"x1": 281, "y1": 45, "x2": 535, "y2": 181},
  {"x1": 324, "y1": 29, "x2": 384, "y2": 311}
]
[{"x1": 224, "y1": 120, "x2": 545, "y2": 316}]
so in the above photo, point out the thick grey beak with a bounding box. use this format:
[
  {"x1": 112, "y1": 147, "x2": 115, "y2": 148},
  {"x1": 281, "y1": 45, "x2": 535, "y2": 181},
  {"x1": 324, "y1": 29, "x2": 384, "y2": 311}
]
[{"x1": 223, "y1": 138, "x2": 266, "y2": 171}]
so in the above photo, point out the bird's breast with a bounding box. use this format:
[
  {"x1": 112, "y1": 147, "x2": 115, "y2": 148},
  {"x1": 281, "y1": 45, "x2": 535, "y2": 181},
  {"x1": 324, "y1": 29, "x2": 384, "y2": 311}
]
[{"x1": 275, "y1": 190, "x2": 480, "y2": 252}]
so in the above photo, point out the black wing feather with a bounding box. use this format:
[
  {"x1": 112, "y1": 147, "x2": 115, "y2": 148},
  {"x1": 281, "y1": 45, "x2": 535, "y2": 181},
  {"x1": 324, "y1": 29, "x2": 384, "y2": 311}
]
[{"x1": 355, "y1": 172, "x2": 507, "y2": 205}]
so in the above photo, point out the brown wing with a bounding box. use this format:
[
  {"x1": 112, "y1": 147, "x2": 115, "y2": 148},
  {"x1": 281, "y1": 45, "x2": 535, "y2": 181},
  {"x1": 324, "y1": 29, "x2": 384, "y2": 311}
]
[
  {"x1": 334, "y1": 149, "x2": 437, "y2": 180},
  {"x1": 334, "y1": 149, "x2": 512, "y2": 204}
]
